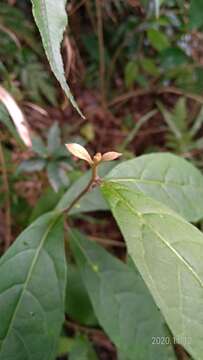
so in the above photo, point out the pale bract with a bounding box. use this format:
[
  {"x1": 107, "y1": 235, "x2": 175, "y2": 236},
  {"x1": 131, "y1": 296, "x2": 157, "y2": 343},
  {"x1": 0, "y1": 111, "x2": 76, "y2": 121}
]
[{"x1": 66, "y1": 143, "x2": 122, "y2": 166}]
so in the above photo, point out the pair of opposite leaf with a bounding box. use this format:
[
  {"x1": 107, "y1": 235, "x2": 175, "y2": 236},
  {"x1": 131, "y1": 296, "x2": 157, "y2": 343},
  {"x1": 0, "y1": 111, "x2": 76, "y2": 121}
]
[{"x1": 66, "y1": 143, "x2": 122, "y2": 166}]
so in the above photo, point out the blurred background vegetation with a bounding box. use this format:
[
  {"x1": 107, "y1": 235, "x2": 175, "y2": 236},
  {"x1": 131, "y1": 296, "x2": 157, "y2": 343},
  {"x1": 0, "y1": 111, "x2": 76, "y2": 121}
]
[{"x1": 1, "y1": 0, "x2": 203, "y2": 358}]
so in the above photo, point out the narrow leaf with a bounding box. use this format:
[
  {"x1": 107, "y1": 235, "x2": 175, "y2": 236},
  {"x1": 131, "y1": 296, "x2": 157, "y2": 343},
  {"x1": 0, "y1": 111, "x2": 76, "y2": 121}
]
[
  {"x1": 102, "y1": 182, "x2": 203, "y2": 360},
  {"x1": 0, "y1": 212, "x2": 66, "y2": 360},
  {"x1": 105, "y1": 153, "x2": 203, "y2": 222},
  {"x1": 71, "y1": 230, "x2": 176, "y2": 360},
  {"x1": 31, "y1": 0, "x2": 84, "y2": 118}
]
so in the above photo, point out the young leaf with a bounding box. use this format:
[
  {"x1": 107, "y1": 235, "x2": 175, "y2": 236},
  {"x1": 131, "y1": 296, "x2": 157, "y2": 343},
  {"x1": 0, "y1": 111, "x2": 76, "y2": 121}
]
[
  {"x1": 0, "y1": 212, "x2": 66, "y2": 360},
  {"x1": 105, "y1": 153, "x2": 203, "y2": 222},
  {"x1": 31, "y1": 0, "x2": 84, "y2": 118},
  {"x1": 66, "y1": 143, "x2": 93, "y2": 165},
  {"x1": 102, "y1": 182, "x2": 203, "y2": 360},
  {"x1": 70, "y1": 230, "x2": 176, "y2": 360}
]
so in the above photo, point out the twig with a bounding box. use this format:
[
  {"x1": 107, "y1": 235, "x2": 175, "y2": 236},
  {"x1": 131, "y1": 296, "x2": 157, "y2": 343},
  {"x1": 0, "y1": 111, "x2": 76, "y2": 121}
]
[
  {"x1": 70, "y1": 0, "x2": 87, "y2": 15},
  {"x1": 108, "y1": 88, "x2": 151, "y2": 107},
  {"x1": 0, "y1": 140, "x2": 11, "y2": 250},
  {"x1": 157, "y1": 86, "x2": 203, "y2": 105},
  {"x1": 65, "y1": 320, "x2": 115, "y2": 351},
  {"x1": 89, "y1": 235, "x2": 125, "y2": 248},
  {"x1": 109, "y1": 86, "x2": 203, "y2": 108},
  {"x1": 62, "y1": 163, "x2": 100, "y2": 214},
  {"x1": 96, "y1": 0, "x2": 106, "y2": 108}
]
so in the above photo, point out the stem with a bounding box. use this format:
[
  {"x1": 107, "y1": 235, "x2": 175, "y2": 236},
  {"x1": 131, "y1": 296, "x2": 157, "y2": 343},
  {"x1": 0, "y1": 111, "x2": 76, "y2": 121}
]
[
  {"x1": 96, "y1": 0, "x2": 106, "y2": 108},
  {"x1": 63, "y1": 163, "x2": 99, "y2": 214},
  {"x1": 0, "y1": 140, "x2": 11, "y2": 250}
]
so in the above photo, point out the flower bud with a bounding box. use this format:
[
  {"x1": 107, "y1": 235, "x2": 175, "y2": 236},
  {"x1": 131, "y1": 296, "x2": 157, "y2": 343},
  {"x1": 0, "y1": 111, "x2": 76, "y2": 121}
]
[{"x1": 93, "y1": 152, "x2": 102, "y2": 165}]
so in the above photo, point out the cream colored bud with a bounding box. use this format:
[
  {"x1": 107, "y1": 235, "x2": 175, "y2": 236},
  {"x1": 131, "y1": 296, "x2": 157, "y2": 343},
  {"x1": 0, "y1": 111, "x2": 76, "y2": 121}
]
[
  {"x1": 66, "y1": 143, "x2": 93, "y2": 165},
  {"x1": 93, "y1": 152, "x2": 102, "y2": 164},
  {"x1": 102, "y1": 151, "x2": 122, "y2": 161}
]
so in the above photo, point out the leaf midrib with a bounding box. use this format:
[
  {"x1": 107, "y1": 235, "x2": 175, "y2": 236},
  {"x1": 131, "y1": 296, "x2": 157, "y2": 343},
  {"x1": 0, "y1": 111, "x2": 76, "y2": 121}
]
[
  {"x1": 108, "y1": 185, "x2": 203, "y2": 289},
  {"x1": 108, "y1": 178, "x2": 202, "y2": 189},
  {"x1": 38, "y1": 0, "x2": 56, "y2": 71},
  {"x1": 0, "y1": 215, "x2": 60, "y2": 351}
]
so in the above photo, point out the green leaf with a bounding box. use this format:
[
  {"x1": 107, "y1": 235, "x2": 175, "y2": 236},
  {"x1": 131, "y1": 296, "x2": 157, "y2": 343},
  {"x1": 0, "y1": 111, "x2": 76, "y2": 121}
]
[
  {"x1": 47, "y1": 162, "x2": 68, "y2": 192},
  {"x1": 31, "y1": 0, "x2": 84, "y2": 118},
  {"x1": 32, "y1": 136, "x2": 47, "y2": 158},
  {"x1": 71, "y1": 230, "x2": 176, "y2": 360},
  {"x1": 0, "y1": 212, "x2": 66, "y2": 360},
  {"x1": 57, "y1": 336, "x2": 75, "y2": 356},
  {"x1": 56, "y1": 162, "x2": 115, "y2": 214},
  {"x1": 29, "y1": 187, "x2": 64, "y2": 223},
  {"x1": 147, "y1": 29, "x2": 170, "y2": 52},
  {"x1": 66, "y1": 264, "x2": 98, "y2": 326},
  {"x1": 189, "y1": 0, "x2": 203, "y2": 29},
  {"x1": 141, "y1": 58, "x2": 159, "y2": 76},
  {"x1": 157, "y1": 101, "x2": 182, "y2": 139},
  {"x1": 160, "y1": 47, "x2": 188, "y2": 70},
  {"x1": 105, "y1": 153, "x2": 203, "y2": 222},
  {"x1": 68, "y1": 335, "x2": 98, "y2": 360},
  {"x1": 18, "y1": 158, "x2": 46, "y2": 172},
  {"x1": 124, "y1": 61, "x2": 139, "y2": 88},
  {"x1": 102, "y1": 182, "x2": 203, "y2": 360},
  {"x1": 47, "y1": 122, "x2": 61, "y2": 154}
]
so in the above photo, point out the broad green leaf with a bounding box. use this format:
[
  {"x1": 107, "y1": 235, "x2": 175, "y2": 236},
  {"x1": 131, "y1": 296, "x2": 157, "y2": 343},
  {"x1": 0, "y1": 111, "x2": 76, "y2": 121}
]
[
  {"x1": 71, "y1": 230, "x2": 176, "y2": 360},
  {"x1": 102, "y1": 182, "x2": 203, "y2": 360},
  {"x1": 189, "y1": 0, "x2": 203, "y2": 29},
  {"x1": 160, "y1": 47, "x2": 188, "y2": 70},
  {"x1": 56, "y1": 162, "x2": 115, "y2": 214},
  {"x1": 66, "y1": 264, "x2": 98, "y2": 326},
  {"x1": 105, "y1": 153, "x2": 203, "y2": 222},
  {"x1": 31, "y1": 0, "x2": 84, "y2": 118},
  {"x1": 147, "y1": 29, "x2": 170, "y2": 52},
  {"x1": 0, "y1": 212, "x2": 66, "y2": 360}
]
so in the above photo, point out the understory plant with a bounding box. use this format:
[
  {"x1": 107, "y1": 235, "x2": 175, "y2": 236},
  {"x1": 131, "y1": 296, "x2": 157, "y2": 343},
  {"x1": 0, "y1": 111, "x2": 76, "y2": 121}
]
[{"x1": 1, "y1": 1, "x2": 203, "y2": 360}]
